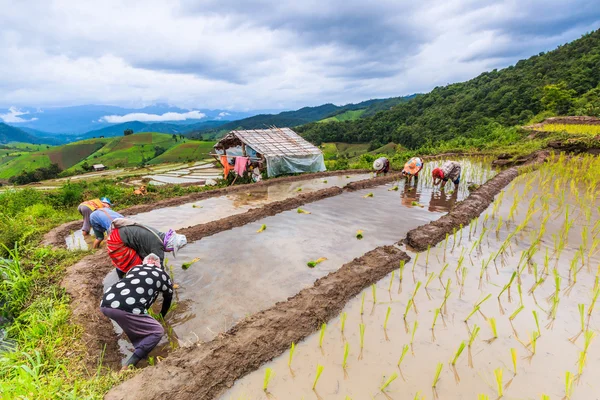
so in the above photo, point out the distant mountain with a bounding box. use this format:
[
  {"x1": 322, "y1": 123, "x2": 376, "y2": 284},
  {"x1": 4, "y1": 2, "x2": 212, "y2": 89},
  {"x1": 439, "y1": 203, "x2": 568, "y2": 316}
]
[
  {"x1": 79, "y1": 120, "x2": 229, "y2": 140},
  {"x1": 0, "y1": 104, "x2": 260, "y2": 135},
  {"x1": 189, "y1": 96, "x2": 415, "y2": 139},
  {"x1": 0, "y1": 123, "x2": 49, "y2": 145}
]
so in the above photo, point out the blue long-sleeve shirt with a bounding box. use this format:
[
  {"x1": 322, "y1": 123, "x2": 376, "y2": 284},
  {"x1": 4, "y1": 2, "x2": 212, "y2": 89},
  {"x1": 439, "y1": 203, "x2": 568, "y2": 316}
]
[{"x1": 90, "y1": 209, "x2": 124, "y2": 240}]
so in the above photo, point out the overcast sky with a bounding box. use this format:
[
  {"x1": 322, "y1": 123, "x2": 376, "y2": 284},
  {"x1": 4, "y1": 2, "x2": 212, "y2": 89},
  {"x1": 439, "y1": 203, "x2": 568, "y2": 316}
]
[{"x1": 1, "y1": 0, "x2": 599, "y2": 111}]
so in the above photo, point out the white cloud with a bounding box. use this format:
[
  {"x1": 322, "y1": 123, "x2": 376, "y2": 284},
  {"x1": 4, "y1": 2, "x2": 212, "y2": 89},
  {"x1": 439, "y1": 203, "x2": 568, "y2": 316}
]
[
  {"x1": 0, "y1": 0, "x2": 597, "y2": 110},
  {"x1": 0, "y1": 106, "x2": 38, "y2": 123},
  {"x1": 100, "y1": 110, "x2": 206, "y2": 123}
]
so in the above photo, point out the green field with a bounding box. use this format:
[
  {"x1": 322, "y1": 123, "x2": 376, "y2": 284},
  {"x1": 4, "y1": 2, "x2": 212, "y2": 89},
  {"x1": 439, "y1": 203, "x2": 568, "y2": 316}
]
[
  {"x1": 318, "y1": 109, "x2": 366, "y2": 123},
  {"x1": 319, "y1": 142, "x2": 398, "y2": 161},
  {"x1": 147, "y1": 141, "x2": 216, "y2": 164},
  {"x1": 0, "y1": 133, "x2": 217, "y2": 180}
]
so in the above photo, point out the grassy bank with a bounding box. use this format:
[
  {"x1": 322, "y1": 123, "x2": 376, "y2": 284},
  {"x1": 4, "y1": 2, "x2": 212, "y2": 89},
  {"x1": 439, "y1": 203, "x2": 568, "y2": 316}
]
[{"x1": 0, "y1": 179, "x2": 228, "y2": 399}]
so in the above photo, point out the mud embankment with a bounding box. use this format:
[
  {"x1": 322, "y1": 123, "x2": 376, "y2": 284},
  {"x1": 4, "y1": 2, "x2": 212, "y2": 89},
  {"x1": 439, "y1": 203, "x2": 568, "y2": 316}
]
[
  {"x1": 65, "y1": 172, "x2": 400, "y2": 371},
  {"x1": 405, "y1": 151, "x2": 548, "y2": 251},
  {"x1": 43, "y1": 169, "x2": 372, "y2": 248},
  {"x1": 105, "y1": 246, "x2": 409, "y2": 400}
]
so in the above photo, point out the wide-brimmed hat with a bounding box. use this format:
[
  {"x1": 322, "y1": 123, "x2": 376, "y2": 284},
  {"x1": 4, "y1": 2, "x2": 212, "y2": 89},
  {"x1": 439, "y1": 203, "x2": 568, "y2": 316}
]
[
  {"x1": 373, "y1": 158, "x2": 387, "y2": 171},
  {"x1": 403, "y1": 157, "x2": 423, "y2": 175}
]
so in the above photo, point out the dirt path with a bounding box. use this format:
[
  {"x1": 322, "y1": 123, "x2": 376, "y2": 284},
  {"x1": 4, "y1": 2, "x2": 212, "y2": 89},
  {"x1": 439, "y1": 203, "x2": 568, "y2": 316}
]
[
  {"x1": 405, "y1": 151, "x2": 548, "y2": 251},
  {"x1": 65, "y1": 172, "x2": 402, "y2": 371},
  {"x1": 105, "y1": 246, "x2": 409, "y2": 400},
  {"x1": 43, "y1": 169, "x2": 371, "y2": 248}
]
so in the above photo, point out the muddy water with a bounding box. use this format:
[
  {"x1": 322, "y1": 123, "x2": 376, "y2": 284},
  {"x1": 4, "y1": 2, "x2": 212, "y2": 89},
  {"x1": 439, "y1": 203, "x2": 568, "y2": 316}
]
[
  {"x1": 65, "y1": 174, "x2": 369, "y2": 250},
  {"x1": 164, "y1": 159, "x2": 494, "y2": 346},
  {"x1": 221, "y1": 171, "x2": 600, "y2": 399}
]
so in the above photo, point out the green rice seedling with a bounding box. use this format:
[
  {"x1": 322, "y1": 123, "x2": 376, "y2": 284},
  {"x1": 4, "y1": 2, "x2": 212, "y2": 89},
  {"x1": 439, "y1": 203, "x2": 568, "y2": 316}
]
[
  {"x1": 181, "y1": 257, "x2": 200, "y2": 270},
  {"x1": 297, "y1": 187, "x2": 302, "y2": 192},
  {"x1": 389, "y1": 185, "x2": 399, "y2": 191},
  {"x1": 425, "y1": 245, "x2": 431, "y2": 269},
  {"x1": 468, "y1": 324, "x2": 480, "y2": 368},
  {"x1": 517, "y1": 283, "x2": 523, "y2": 305},
  {"x1": 532, "y1": 310, "x2": 541, "y2": 337},
  {"x1": 587, "y1": 288, "x2": 600, "y2": 317},
  {"x1": 410, "y1": 321, "x2": 418, "y2": 347},
  {"x1": 494, "y1": 368, "x2": 503, "y2": 397},
  {"x1": 399, "y1": 260, "x2": 405, "y2": 282},
  {"x1": 578, "y1": 351, "x2": 586, "y2": 375},
  {"x1": 288, "y1": 342, "x2": 296, "y2": 367},
  {"x1": 403, "y1": 299, "x2": 413, "y2": 320},
  {"x1": 397, "y1": 344, "x2": 410, "y2": 368},
  {"x1": 342, "y1": 342, "x2": 349, "y2": 369},
  {"x1": 511, "y1": 348, "x2": 517, "y2": 375},
  {"x1": 565, "y1": 371, "x2": 573, "y2": 399},
  {"x1": 425, "y1": 272, "x2": 435, "y2": 290},
  {"x1": 356, "y1": 230, "x2": 364, "y2": 239},
  {"x1": 372, "y1": 283, "x2": 377, "y2": 304},
  {"x1": 323, "y1": 180, "x2": 327, "y2": 183},
  {"x1": 432, "y1": 308, "x2": 440, "y2": 330},
  {"x1": 388, "y1": 270, "x2": 395, "y2": 292},
  {"x1": 451, "y1": 341, "x2": 466, "y2": 365},
  {"x1": 380, "y1": 372, "x2": 399, "y2": 392},
  {"x1": 411, "y1": 281, "x2": 423, "y2": 313},
  {"x1": 529, "y1": 331, "x2": 539, "y2": 355},
  {"x1": 319, "y1": 323, "x2": 326, "y2": 348},
  {"x1": 583, "y1": 330, "x2": 595, "y2": 354},
  {"x1": 432, "y1": 362, "x2": 443, "y2": 388},
  {"x1": 312, "y1": 364, "x2": 324, "y2": 390},
  {"x1": 256, "y1": 224, "x2": 267, "y2": 233},
  {"x1": 384, "y1": 307, "x2": 392, "y2": 331},
  {"x1": 363, "y1": 192, "x2": 374, "y2": 198},
  {"x1": 414, "y1": 392, "x2": 423, "y2": 400},
  {"x1": 263, "y1": 368, "x2": 274, "y2": 391},
  {"x1": 479, "y1": 395, "x2": 490, "y2": 400},
  {"x1": 486, "y1": 318, "x2": 498, "y2": 343},
  {"x1": 569, "y1": 305, "x2": 585, "y2": 342},
  {"x1": 460, "y1": 267, "x2": 468, "y2": 297},
  {"x1": 360, "y1": 292, "x2": 366, "y2": 315},
  {"x1": 498, "y1": 271, "x2": 517, "y2": 301},
  {"x1": 341, "y1": 312, "x2": 347, "y2": 335},
  {"x1": 464, "y1": 305, "x2": 480, "y2": 322},
  {"x1": 509, "y1": 305, "x2": 524, "y2": 321},
  {"x1": 439, "y1": 263, "x2": 449, "y2": 285},
  {"x1": 359, "y1": 323, "x2": 365, "y2": 350},
  {"x1": 452, "y1": 227, "x2": 458, "y2": 251},
  {"x1": 307, "y1": 257, "x2": 327, "y2": 268},
  {"x1": 297, "y1": 208, "x2": 311, "y2": 214},
  {"x1": 412, "y1": 253, "x2": 420, "y2": 273},
  {"x1": 443, "y1": 233, "x2": 449, "y2": 261}
]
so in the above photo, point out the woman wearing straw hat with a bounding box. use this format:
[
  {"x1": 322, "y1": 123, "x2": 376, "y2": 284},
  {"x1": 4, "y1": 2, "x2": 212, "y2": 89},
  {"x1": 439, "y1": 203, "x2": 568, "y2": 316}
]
[
  {"x1": 402, "y1": 157, "x2": 423, "y2": 184},
  {"x1": 372, "y1": 157, "x2": 390, "y2": 177},
  {"x1": 432, "y1": 161, "x2": 462, "y2": 190}
]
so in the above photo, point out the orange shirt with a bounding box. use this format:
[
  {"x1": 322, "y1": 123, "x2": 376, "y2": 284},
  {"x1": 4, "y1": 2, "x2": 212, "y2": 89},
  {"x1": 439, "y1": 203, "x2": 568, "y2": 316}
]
[{"x1": 80, "y1": 198, "x2": 105, "y2": 211}]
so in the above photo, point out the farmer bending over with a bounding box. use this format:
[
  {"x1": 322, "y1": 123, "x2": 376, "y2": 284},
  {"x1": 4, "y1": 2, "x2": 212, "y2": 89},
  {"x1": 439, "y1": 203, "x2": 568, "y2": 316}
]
[
  {"x1": 432, "y1": 161, "x2": 462, "y2": 189},
  {"x1": 373, "y1": 157, "x2": 390, "y2": 177},
  {"x1": 402, "y1": 157, "x2": 423, "y2": 183},
  {"x1": 90, "y1": 207, "x2": 124, "y2": 249},
  {"x1": 107, "y1": 218, "x2": 187, "y2": 278},
  {"x1": 78, "y1": 197, "x2": 111, "y2": 237},
  {"x1": 100, "y1": 253, "x2": 172, "y2": 370}
]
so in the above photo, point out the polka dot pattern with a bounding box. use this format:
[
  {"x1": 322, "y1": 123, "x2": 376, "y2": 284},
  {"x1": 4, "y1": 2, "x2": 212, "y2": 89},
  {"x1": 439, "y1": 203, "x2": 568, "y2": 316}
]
[{"x1": 100, "y1": 263, "x2": 174, "y2": 315}]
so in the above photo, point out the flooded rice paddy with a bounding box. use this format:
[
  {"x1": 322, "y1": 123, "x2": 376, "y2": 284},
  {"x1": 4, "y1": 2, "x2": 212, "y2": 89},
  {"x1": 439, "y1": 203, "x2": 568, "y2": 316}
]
[
  {"x1": 104, "y1": 158, "x2": 497, "y2": 363},
  {"x1": 221, "y1": 155, "x2": 600, "y2": 400}
]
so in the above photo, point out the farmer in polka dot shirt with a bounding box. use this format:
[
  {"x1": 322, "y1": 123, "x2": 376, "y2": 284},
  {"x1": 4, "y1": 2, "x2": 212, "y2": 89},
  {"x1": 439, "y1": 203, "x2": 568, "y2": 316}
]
[{"x1": 100, "y1": 253, "x2": 173, "y2": 370}]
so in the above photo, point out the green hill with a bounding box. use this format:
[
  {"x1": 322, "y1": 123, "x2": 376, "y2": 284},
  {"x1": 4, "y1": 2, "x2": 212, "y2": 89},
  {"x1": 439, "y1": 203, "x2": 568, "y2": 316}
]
[
  {"x1": 319, "y1": 109, "x2": 366, "y2": 123},
  {"x1": 298, "y1": 30, "x2": 600, "y2": 149},
  {"x1": 0, "y1": 123, "x2": 46, "y2": 145},
  {"x1": 0, "y1": 133, "x2": 215, "y2": 180}
]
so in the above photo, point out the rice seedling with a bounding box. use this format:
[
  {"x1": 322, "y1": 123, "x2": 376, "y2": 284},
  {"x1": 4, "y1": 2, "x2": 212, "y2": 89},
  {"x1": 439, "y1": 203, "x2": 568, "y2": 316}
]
[
  {"x1": 380, "y1": 372, "x2": 399, "y2": 392},
  {"x1": 340, "y1": 312, "x2": 347, "y2": 335},
  {"x1": 565, "y1": 371, "x2": 574, "y2": 399},
  {"x1": 287, "y1": 341, "x2": 296, "y2": 369},
  {"x1": 431, "y1": 308, "x2": 440, "y2": 330},
  {"x1": 371, "y1": 283, "x2": 378, "y2": 305},
  {"x1": 363, "y1": 192, "x2": 374, "y2": 198},
  {"x1": 297, "y1": 187, "x2": 302, "y2": 192},
  {"x1": 578, "y1": 351, "x2": 586, "y2": 375},
  {"x1": 181, "y1": 257, "x2": 200, "y2": 270},
  {"x1": 319, "y1": 323, "x2": 326, "y2": 348},
  {"x1": 541, "y1": 395, "x2": 549, "y2": 400},
  {"x1": 587, "y1": 288, "x2": 600, "y2": 317},
  {"x1": 509, "y1": 305, "x2": 524, "y2": 321},
  {"x1": 569, "y1": 304, "x2": 585, "y2": 342},
  {"x1": 583, "y1": 330, "x2": 595, "y2": 354},
  {"x1": 414, "y1": 392, "x2": 423, "y2": 400},
  {"x1": 359, "y1": 323, "x2": 365, "y2": 350},
  {"x1": 443, "y1": 233, "x2": 449, "y2": 261},
  {"x1": 397, "y1": 344, "x2": 410, "y2": 368},
  {"x1": 424, "y1": 272, "x2": 436, "y2": 296},
  {"x1": 342, "y1": 342, "x2": 349, "y2": 370},
  {"x1": 411, "y1": 281, "x2": 423, "y2": 313},
  {"x1": 403, "y1": 299, "x2": 413, "y2": 320},
  {"x1": 438, "y1": 263, "x2": 449, "y2": 285},
  {"x1": 486, "y1": 318, "x2": 498, "y2": 343},
  {"x1": 410, "y1": 321, "x2": 418, "y2": 349},
  {"x1": 360, "y1": 292, "x2": 366, "y2": 315},
  {"x1": 307, "y1": 257, "x2": 327, "y2": 268},
  {"x1": 451, "y1": 341, "x2": 466, "y2": 366},
  {"x1": 532, "y1": 310, "x2": 541, "y2": 337},
  {"x1": 460, "y1": 267, "x2": 467, "y2": 297},
  {"x1": 383, "y1": 306, "x2": 392, "y2": 332},
  {"x1": 494, "y1": 368, "x2": 503, "y2": 398},
  {"x1": 389, "y1": 185, "x2": 399, "y2": 191},
  {"x1": 511, "y1": 348, "x2": 517, "y2": 375},
  {"x1": 312, "y1": 364, "x2": 324, "y2": 390},
  {"x1": 322, "y1": 180, "x2": 327, "y2": 183},
  {"x1": 297, "y1": 208, "x2": 311, "y2": 214},
  {"x1": 263, "y1": 368, "x2": 274, "y2": 392},
  {"x1": 479, "y1": 395, "x2": 489, "y2": 400},
  {"x1": 388, "y1": 270, "x2": 395, "y2": 292},
  {"x1": 356, "y1": 230, "x2": 364, "y2": 240},
  {"x1": 425, "y1": 245, "x2": 431, "y2": 270},
  {"x1": 256, "y1": 224, "x2": 267, "y2": 233},
  {"x1": 432, "y1": 362, "x2": 443, "y2": 388}
]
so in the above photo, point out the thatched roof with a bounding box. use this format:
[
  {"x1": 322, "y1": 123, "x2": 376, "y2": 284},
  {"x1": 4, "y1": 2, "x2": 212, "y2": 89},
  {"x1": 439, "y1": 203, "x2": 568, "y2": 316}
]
[{"x1": 215, "y1": 128, "x2": 322, "y2": 157}]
